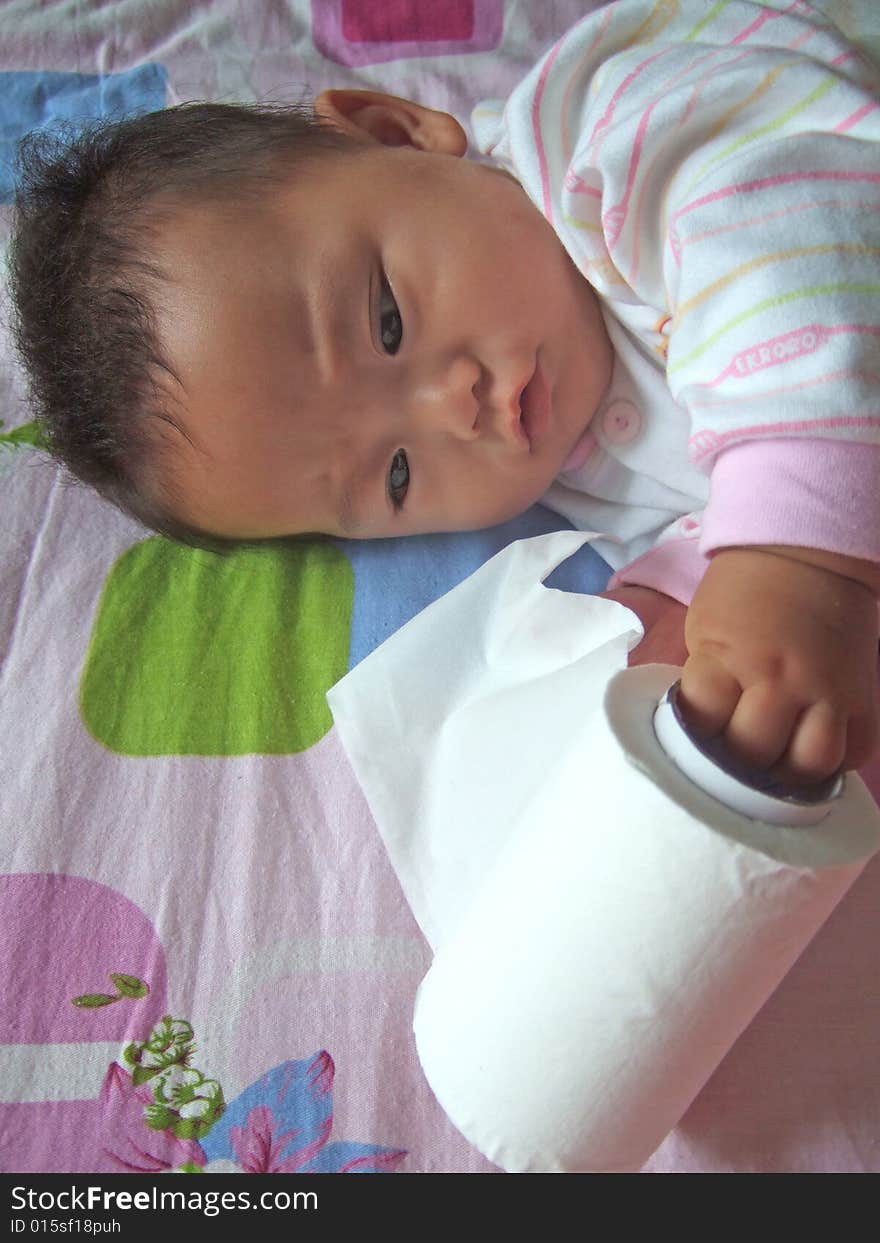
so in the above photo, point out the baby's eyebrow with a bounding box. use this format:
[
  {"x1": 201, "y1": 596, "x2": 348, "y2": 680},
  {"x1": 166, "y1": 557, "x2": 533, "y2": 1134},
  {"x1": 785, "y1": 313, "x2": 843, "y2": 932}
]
[
  {"x1": 331, "y1": 452, "x2": 371, "y2": 537},
  {"x1": 296, "y1": 249, "x2": 354, "y2": 377},
  {"x1": 335, "y1": 478, "x2": 363, "y2": 536}
]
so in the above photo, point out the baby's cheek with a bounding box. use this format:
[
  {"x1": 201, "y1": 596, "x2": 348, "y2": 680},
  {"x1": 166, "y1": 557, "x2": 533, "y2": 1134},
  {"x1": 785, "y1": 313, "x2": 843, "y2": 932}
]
[
  {"x1": 496, "y1": 470, "x2": 556, "y2": 524},
  {"x1": 454, "y1": 485, "x2": 531, "y2": 532}
]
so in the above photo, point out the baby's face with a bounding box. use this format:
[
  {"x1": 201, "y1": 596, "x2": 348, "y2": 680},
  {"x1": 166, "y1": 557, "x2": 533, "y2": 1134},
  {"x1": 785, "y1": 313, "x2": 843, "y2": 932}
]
[{"x1": 155, "y1": 142, "x2": 613, "y2": 539}]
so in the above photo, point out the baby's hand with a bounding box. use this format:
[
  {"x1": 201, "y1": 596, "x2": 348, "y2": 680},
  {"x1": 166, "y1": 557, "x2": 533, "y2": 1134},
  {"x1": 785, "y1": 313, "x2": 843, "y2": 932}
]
[{"x1": 679, "y1": 547, "x2": 880, "y2": 784}]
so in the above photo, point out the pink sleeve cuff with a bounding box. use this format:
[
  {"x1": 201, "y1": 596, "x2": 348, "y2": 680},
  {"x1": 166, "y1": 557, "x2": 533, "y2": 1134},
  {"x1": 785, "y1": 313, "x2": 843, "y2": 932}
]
[
  {"x1": 609, "y1": 438, "x2": 880, "y2": 603},
  {"x1": 700, "y1": 439, "x2": 880, "y2": 563},
  {"x1": 608, "y1": 537, "x2": 710, "y2": 605}
]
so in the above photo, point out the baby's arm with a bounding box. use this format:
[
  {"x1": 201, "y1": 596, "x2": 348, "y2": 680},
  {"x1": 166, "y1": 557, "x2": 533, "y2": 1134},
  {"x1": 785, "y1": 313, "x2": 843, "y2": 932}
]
[
  {"x1": 600, "y1": 583, "x2": 688, "y2": 669},
  {"x1": 602, "y1": 546, "x2": 879, "y2": 784}
]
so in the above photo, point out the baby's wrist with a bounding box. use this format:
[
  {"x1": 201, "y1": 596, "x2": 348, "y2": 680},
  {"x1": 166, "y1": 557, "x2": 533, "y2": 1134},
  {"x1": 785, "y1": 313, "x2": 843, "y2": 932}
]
[{"x1": 715, "y1": 544, "x2": 880, "y2": 599}]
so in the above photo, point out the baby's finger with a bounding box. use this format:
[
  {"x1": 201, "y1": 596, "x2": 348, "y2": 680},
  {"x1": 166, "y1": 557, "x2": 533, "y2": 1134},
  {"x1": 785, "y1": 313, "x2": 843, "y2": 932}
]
[
  {"x1": 678, "y1": 654, "x2": 741, "y2": 738},
  {"x1": 843, "y1": 706, "x2": 880, "y2": 773},
  {"x1": 775, "y1": 699, "x2": 846, "y2": 784},
  {"x1": 723, "y1": 681, "x2": 804, "y2": 771}
]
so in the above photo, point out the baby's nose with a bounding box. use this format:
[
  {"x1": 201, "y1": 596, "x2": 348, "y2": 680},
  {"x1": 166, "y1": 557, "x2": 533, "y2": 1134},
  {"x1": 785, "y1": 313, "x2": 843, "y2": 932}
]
[{"x1": 409, "y1": 354, "x2": 482, "y2": 441}]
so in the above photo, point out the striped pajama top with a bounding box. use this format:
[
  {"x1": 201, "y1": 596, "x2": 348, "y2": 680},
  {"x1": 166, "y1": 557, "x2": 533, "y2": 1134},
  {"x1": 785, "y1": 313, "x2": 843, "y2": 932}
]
[{"x1": 472, "y1": 0, "x2": 880, "y2": 602}]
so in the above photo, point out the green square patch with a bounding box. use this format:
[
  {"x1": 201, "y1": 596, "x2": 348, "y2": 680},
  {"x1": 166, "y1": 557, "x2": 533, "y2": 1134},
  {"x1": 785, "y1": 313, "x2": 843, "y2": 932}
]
[{"x1": 80, "y1": 538, "x2": 353, "y2": 756}]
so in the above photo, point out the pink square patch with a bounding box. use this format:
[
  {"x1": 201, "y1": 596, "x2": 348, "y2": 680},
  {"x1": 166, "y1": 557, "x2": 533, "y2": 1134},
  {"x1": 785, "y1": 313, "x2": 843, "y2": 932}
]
[
  {"x1": 312, "y1": 0, "x2": 503, "y2": 66},
  {"x1": 342, "y1": 0, "x2": 474, "y2": 43}
]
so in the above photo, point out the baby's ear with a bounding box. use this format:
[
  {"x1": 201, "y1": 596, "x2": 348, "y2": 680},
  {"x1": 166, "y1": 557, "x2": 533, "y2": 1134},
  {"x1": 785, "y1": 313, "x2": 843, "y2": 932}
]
[{"x1": 314, "y1": 89, "x2": 467, "y2": 156}]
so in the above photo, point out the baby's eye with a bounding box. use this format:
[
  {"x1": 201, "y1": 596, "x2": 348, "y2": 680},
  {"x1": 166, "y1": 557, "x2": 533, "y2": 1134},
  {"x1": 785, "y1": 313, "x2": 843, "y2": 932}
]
[
  {"x1": 388, "y1": 448, "x2": 410, "y2": 510},
  {"x1": 379, "y1": 274, "x2": 403, "y2": 355}
]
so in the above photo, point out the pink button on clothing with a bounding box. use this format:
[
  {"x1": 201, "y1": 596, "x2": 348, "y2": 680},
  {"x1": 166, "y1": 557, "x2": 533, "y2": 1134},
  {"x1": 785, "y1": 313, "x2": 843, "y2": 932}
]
[{"x1": 601, "y1": 399, "x2": 642, "y2": 445}]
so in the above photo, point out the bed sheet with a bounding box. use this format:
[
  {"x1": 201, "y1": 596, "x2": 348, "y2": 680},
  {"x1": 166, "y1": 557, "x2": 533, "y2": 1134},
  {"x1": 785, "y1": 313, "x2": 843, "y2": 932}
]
[{"x1": 1, "y1": 0, "x2": 879, "y2": 1175}]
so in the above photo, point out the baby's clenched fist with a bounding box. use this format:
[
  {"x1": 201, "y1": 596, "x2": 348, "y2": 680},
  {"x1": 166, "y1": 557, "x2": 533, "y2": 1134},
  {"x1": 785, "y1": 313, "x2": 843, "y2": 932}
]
[{"x1": 678, "y1": 547, "x2": 879, "y2": 785}]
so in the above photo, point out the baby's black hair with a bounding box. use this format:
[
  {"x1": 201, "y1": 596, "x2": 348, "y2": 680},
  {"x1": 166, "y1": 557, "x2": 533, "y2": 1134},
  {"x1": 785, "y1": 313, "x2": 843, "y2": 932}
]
[{"x1": 7, "y1": 101, "x2": 357, "y2": 551}]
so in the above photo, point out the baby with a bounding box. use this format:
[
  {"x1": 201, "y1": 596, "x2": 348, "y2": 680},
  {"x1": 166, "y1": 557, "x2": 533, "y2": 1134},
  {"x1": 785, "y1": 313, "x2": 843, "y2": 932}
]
[{"x1": 8, "y1": 0, "x2": 879, "y2": 788}]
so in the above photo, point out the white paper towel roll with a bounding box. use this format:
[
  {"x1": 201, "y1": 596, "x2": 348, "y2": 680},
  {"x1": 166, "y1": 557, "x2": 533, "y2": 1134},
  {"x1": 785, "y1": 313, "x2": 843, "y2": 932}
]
[
  {"x1": 413, "y1": 663, "x2": 879, "y2": 1173},
  {"x1": 327, "y1": 531, "x2": 880, "y2": 1173}
]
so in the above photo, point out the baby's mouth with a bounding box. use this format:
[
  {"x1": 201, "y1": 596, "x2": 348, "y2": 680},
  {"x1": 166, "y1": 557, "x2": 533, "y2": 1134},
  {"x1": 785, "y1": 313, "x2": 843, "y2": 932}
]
[{"x1": 518, "y1": 359, "x2": 551, "y2": 449}]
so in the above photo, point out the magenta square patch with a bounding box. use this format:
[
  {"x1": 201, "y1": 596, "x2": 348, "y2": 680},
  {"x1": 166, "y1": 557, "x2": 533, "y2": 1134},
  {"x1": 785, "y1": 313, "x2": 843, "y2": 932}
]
[
  {"x1": 342, "y1": 0, "x2": 474, "y2": 43},
  {"x1": 312, "y1": 0, "x2": 503, "y2": 66}
]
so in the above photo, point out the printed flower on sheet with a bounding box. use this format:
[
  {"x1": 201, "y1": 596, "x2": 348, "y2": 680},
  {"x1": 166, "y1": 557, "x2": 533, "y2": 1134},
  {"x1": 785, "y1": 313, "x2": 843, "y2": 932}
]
[
  {"x1": 123, "y1": 1015, "x2": 197, "y2": 1085},
  {"x1": 144, "y1": 1064, "x2": 225, "y2": 1142},
  {"x1": 0, "y1": 420, "x2": 46, "y2": 477},
  {"x1": 100, "y1": 1063, "x2": 207, "y2": 1173},
  {"x1": 200, "y1": 1052, "x2": 407, "y2": 1174},
  {"x1": 100, "y1": 1011, "x2": 405, "y2": 1173}
]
